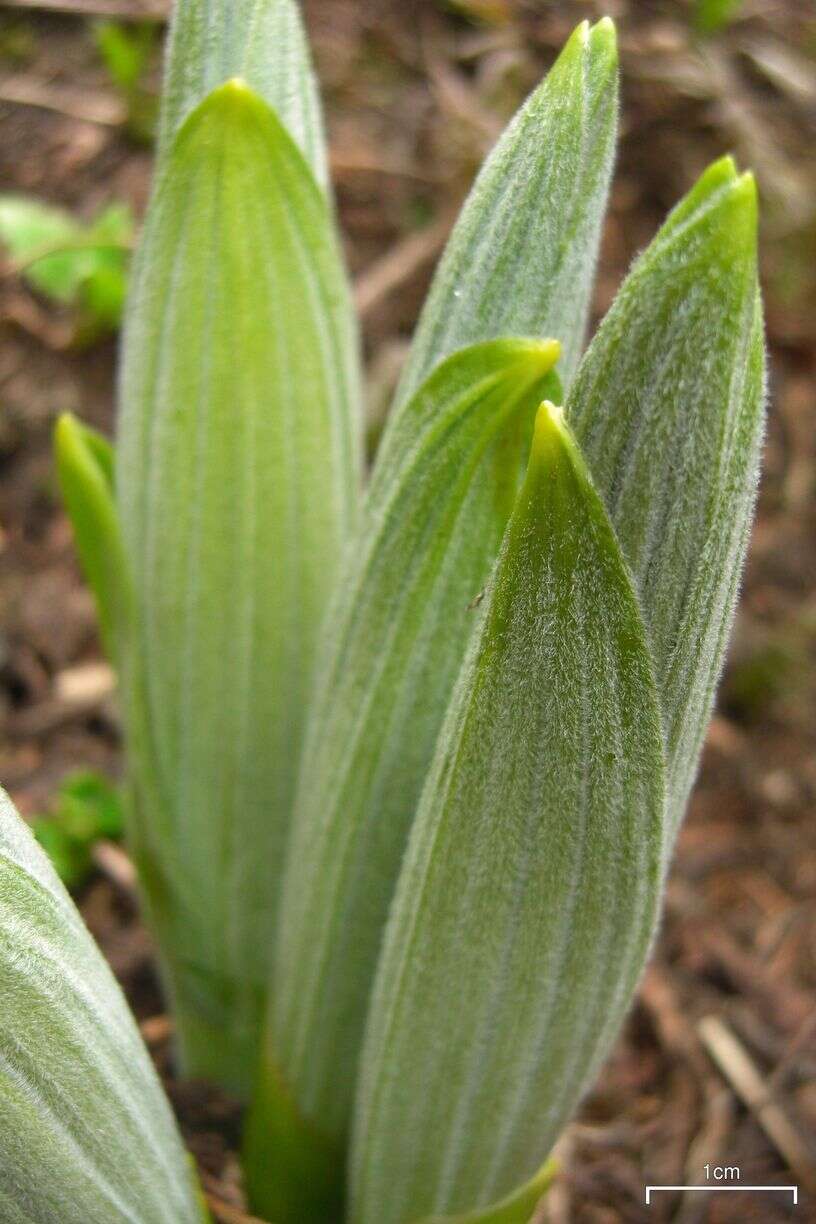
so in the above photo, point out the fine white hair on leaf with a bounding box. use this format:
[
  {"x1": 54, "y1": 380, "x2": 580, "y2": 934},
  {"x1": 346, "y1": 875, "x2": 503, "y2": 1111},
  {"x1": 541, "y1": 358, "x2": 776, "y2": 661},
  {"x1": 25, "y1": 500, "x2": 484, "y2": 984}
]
[
  {"x1": 270, "y1": 338, "x2": 561, "y2": 1155},
  {"x1": 0, "y1": 790, "x2": 204, "y2": 1224},
  {"x1": 567, "y1": 156, "x2": 765, "y2": 839},
  {"x1": 116, "y1": 79, "x2": 362, "y2": 1093},
  {"x1": 396, "y1": 17, "x2": 618, "y2": 405},
  {"x1": 350, "y1": 405, "x2": 666, "y2": 1224}
]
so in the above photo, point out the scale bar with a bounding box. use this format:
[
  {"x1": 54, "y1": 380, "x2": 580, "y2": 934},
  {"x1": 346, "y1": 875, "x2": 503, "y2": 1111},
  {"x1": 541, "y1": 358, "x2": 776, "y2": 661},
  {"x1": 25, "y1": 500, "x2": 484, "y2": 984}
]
[{"x1": 645, "y1": 1185, "x2": 798, "y2": 1205}]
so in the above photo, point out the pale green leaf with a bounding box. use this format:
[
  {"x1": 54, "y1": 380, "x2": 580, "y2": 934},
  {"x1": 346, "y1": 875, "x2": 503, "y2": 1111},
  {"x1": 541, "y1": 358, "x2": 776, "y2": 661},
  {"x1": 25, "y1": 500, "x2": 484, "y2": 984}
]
[
  {"x1": 350, "y1": 404, "x2": 666, "y2": 1224},
  {"x1": 248, "y1": 338, "x2": 560, "y2": 1219},
  {"x1": 0, "y1": 789, "x2": 205, "y2": 1224},
  {"x1": 396, "y1": 17, "x2": 617, "y2": 405},
  {"x1": 54, "y1": 413, "x2": 129, "y2": 662},
  {"x1": 116, "y1": 80, "x2": 362, "y2": 1094},
  {"x1": 158, "y1": 0, "x2": 328, "y2": 189},
  {"x1": 567, "y1": 156, "x2": 765, "y2": 837}
]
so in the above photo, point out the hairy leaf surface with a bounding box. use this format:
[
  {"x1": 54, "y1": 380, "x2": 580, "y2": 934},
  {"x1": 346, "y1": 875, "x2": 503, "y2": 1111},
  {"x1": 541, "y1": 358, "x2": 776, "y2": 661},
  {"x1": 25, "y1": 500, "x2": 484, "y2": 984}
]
[
  {"x1": 158, "y1": 0, "x2": 328, "y2": 188},
  {"x1": 250, "y1": 339, "x2": 560, "y2": 1214},
  {"x1": 116, "y1": 80, "x2": 361, "y2": 1092},
  {"x1": 351, "y1": 405, "x2": 666, "y2": 1224},
  {"x1": 567, "y1": 157, "x2": 765, "y2": 836},
  {"x1": 0, "y1": 789, "x2": 205, "y2": 1224},
  {"x1": 397, "y1": 18, "x2": 617, "y2": 404}
]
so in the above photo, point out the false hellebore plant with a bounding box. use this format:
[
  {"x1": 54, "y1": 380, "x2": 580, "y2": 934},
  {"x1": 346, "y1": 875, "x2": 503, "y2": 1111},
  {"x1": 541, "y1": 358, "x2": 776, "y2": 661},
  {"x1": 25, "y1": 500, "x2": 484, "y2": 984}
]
[{"x1": 0, "y1": 1, "x2": 765, "y2": 1221}]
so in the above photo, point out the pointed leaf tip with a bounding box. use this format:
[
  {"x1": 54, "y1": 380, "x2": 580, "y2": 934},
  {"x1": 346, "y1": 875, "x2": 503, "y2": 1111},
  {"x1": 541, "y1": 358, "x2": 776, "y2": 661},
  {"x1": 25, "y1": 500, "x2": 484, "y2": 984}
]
[
  {"x1": 157, "y1": 0, "x2": 330, "y2": 189},
  {"x1": 395, "y1": 16, "x2": 618, "y2": 403},
  {"x1": 520, "y1": 338, "x2": 561, "y2": 374},
  {"x1": 590, "y1": 15, "x2": 617, "y2": 54}
]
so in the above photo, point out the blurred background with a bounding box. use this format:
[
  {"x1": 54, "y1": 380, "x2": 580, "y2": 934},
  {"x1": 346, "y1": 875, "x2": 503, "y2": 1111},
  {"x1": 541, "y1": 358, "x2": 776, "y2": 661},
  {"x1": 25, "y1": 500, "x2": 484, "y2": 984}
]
[{"x1": 0, "y1": 1, "x2": 813, "y2": 1220}]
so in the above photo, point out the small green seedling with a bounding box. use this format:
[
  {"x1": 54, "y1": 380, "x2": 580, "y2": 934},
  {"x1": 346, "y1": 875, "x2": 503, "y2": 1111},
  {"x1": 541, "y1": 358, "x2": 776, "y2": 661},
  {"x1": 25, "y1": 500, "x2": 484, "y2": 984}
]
[
  {"x1": 31, "y1": 769, "x2": 124, "y2": 888},
  {"x1": 0, "y1": 195, "x2": 133, "y2": 341},
  {"x1": 0, "y1": 3, "x2": 765, "y2": 1222},
  {"x1": 694, "y1": 0, "x2": 745, "y2": 35},
  {"x1": 93, "y1": 19, "x2": 159, "y2": 142}
]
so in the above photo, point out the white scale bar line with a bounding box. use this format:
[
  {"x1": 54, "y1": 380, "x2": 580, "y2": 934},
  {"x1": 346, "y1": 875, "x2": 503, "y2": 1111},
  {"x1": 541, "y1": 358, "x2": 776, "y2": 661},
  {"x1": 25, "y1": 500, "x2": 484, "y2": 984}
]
[{"x1": 645, "y1": 1185, "x2": 798, "y2": 1205}]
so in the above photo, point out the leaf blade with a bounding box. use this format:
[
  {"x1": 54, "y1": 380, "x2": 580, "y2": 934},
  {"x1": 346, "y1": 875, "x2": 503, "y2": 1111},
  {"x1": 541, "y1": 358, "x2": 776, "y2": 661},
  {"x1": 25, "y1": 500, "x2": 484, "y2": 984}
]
[
  {"x1": 566, "y1": 158, "x2": 765, "y2": 836},
  {"x1": 396, "y1": 17, "x2": 617, "y2": 404},
  {"x1": 0, "y1": 789, "x2": 205, "y2": 1224},
  {"x1": 117, "y1": 80, "x2": 361, "y2": 1092},
  {"x1": 350, "y1": 405, "x2": 666, "y2": 1224}
]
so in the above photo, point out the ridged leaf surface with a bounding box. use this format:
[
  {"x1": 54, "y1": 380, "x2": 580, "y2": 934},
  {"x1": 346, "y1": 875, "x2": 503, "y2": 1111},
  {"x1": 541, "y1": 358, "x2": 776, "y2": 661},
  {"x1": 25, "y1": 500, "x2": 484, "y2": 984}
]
[
  {"x1": 116, "y1": 80, "x2": 361, "y2": 1092},
  {"x1": 351, "y1": 405, "x2": 666, "y2": 1224},
  {"x1": 0, "y1": 789, "x2": 204, "y2": 1224},
  {"x1": 567, "y1": 157, "x2": 765, "y2": 835},
  {"x1": 397, "y1": 18, "x2": 617, "y2": 404}
]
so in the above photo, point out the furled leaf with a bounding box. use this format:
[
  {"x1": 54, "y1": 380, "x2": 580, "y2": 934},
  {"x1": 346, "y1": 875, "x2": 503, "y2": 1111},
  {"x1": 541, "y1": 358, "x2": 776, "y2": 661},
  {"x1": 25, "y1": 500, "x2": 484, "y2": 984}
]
[
  {"x1": 567, "y1": 156, "x2": 765, "y2": 837},
  {"x1": 116, "y1": 80, "x2": 361, "y2": 1094},
  {"x1": 0, "y1": 788, "x2": 206, "y2": 1224},
  {"x1": 396, "y1": 18, "x2": 617, "y2": 405},
  {"x1": 158, "y1": 0, "x2": 328, "y2": 189},
  {"x1": 350, "y1": 404, "x2": 666, "y2": 1224},
  {"x1": 248, "y1": 338, "x2": 560, "y2": 1220},
  {"x1": 55, "y1": 413, "x2": 128, "y2": 661}
]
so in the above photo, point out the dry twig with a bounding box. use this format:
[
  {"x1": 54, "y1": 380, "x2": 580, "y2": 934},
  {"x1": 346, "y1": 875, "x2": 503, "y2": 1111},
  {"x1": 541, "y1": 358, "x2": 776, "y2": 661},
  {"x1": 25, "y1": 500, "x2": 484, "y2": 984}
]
[
  {"x1": 698, "y1": 1014, "x2": 816, "y2": 1194},
  {"x1": 354, "y1": 212, "x2": 455, "y2": 320}
]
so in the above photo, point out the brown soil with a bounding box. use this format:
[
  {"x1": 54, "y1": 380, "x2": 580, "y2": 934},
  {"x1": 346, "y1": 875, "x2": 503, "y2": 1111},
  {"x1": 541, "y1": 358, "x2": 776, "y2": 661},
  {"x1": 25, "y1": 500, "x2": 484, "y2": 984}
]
[{"x1": 1, "y1": 2, "x2": 814, "y2": 1221}]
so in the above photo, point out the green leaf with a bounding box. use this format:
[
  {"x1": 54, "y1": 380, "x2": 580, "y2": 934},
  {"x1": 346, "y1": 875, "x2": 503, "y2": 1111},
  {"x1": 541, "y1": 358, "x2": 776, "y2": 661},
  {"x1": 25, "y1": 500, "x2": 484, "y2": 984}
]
[
  {"x1": 116, "y1": 80, "x2": 361, "y2": 1095},
  {"x1": 350, "y1": 404, "x2": 666, "y2": 1224},
  {"x1": 0, "y1": 788, "x2": 206, "y2": 1223},
  {"x1": 566, "y1": 157, "x2": 765, "y2": 838},
  {"x1": 158, "y1": 0, "x2": 329, "y2": 189},
  {"x1": 0, "y1": 197, "x2": 132, "y2": 336},
  {"x1": 94, "y1": 20, "x2": 157, "y2": 94},
  {"x1": 54, "y1": 413, "x2": 129, "y2": 662},
  {"x1": 32, "y1": 771, "x2": 124, "y2": 889},
  {"x1": 694, "y1": 0, "x2": 744, "y2": 34},
  {"x1": 249, "y1": 338, "x2": 560, "y2": 1217},
  {"x1": 396, "y1": 17, "x2": 617, "y2": 405}
]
